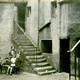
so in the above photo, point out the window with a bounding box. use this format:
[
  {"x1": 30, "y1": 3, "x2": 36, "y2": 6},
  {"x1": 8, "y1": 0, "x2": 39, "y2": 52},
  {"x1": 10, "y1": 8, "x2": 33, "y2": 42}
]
[
  {"x1": 41, "y1": 40, "x2": 52, "y2": 53},
  {"x1": 27, "y1": 6, "x2": 31, "y2": 18}
]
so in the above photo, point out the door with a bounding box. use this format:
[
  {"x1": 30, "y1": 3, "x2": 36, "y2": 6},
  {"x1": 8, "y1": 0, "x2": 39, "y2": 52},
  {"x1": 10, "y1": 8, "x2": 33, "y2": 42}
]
[{"x1": 60, "y1": 39, "x2": 70, "y2": 73}]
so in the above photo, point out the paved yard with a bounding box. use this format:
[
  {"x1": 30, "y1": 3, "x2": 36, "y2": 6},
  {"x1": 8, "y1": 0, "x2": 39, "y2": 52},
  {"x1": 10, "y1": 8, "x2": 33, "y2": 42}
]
[
  {"x1": 0, "y1": 71, "x2": 79, "y2": 80},
  {"x1": 0, "y1": 72, "x2": 70, "y2": 80}
]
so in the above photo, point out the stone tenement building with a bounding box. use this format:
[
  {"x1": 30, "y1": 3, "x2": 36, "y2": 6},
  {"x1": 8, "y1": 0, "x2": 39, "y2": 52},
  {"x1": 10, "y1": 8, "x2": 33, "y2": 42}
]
[{"x1": 0, "y1": 0, "x2": 80, "y2": 77}]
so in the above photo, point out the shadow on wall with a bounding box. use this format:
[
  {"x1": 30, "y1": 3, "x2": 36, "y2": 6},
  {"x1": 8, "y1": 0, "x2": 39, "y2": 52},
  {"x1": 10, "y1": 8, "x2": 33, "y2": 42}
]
[
  {"x1": 68, "y1": 23, "x2": 80, "y2": 76},
  {"x1": 68, "y1": 23, "x2": 80, "y2": 38}
]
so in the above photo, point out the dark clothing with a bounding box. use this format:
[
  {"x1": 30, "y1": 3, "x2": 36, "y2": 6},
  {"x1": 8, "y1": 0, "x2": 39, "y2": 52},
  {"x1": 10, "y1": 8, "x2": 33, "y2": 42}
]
[
  {"x1": 0, "y1": 64, "x2": 2, "y2": 73},
  {"x1": 3, "y1": 60, "x2": 11, "y2": 65},
  {"x1": 15, "y1": 58, "x2": 21, "y2": 68},
  {"x1": 9, "y1": 52, "x2": 13, "y2": 59}
]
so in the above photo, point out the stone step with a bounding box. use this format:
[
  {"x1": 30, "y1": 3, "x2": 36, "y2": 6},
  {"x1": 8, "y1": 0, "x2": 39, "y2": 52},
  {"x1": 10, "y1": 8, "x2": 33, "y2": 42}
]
[
  {"x1": 28, "y1": 58, "x2": 46, "y2": 63},
  {"x1": 16, "y1": 43, "x2": 33, "y2": 46},
  {"x1": 22, "y1": 48, "x2": 36, "y2": 52},
  {"x1": 15, "y1": 40, "x2": 30, "y2": 43},
  {"x1": 17, "y1": 34, "x2": 26, "y2": 37},
  {"x1": 26, "y1": 55, "x2": 44, "y2": 59},
  {"x1": 24, "y1": 51, "x2": 41, "y2": 55},
  {"x1": 15, "y1": 38, "x2": 29, "y2": 41},
  {"x1": 18, "y1": 46, "x2": 35, "y2": 49},
  {"x1": 33, "y1": 66, "x2": 53, "y2": 72},
  {"x1": 16, "y1": 37, "x2": 28, "y2": 40},
  {"x1": 37, "y1": 70, "x2": 57, "y2": 75},
  {"x1": 15, "y1": 39, "x2": 29, "y2": 42},
  {"x1": 31, "y1": 62, "x2": 49, "y2": 67}
]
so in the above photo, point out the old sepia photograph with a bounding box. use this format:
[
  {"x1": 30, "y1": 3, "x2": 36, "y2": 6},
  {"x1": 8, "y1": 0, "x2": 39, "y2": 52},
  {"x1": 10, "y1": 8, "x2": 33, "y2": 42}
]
[{"x1": 0, "y1": 0, "x2": 80, "y2": 80}]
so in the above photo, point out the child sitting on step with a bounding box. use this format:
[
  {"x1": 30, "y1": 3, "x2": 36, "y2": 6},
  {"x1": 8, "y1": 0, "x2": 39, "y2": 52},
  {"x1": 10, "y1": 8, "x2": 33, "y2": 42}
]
[
  {"x1": 3, "y1": 57, "x2": 11, "y2": 74},
  {"x1": 7, "y1": 54, "x2": 16, "y2": 75}
]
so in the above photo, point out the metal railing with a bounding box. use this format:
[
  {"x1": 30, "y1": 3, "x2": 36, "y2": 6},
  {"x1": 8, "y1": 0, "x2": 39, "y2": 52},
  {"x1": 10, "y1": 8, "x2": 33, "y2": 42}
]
[
  {"x1": 13, "y1": 20, "x2": 37, "y2": 68},
  {"x1": 67, "y1": 40, "x2": 80, "y2": 80},
  {"x1": 68, "y1": 40, "x2": 80, "y2": 52}
]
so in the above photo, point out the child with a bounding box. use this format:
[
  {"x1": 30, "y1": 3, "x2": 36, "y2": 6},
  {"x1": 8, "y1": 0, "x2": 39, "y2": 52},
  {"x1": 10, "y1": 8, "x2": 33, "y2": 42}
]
[
  {"x1": 0, "y1": 54, "x2": 3, "y2": 74},
  {"x1": 7, "y1": 54, "x2": 16, "y2": 75},
  {"x1": 16, "y1": 51, "x2": 20, "y2": 58},
  {"x1": 15, "y1": 51, "x2": 20, "y2": 74},
  {"x1": 3, "y1": 57, "x2": 11, "y2": 74},
  {"x1": 9, "y1": 46, "x2": 15, "y2": 59}
]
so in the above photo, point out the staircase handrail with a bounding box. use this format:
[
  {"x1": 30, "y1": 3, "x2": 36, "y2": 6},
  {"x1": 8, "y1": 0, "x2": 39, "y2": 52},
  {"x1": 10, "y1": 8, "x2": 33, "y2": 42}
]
[
  {"x1": 67, "y1": 40, "x2": 80, "y2": 52},
  {"x1": 67, "y1": 40, "x2": 80, "y2": 80},
  {"x1": 13, "y1": 20, "x2": 37, "y2": 48}
]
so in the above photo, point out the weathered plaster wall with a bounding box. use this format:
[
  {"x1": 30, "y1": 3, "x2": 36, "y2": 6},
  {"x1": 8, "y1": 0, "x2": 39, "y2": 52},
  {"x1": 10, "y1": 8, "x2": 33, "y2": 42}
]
[
  {"x1": 25, "y1": 0, "x2": 80, "y2": 73},
  {"x1": 0, "y1": 3, "x2": 14, "y2": 59},
  {"x1": 39, "y1": 24, "x2": 51, "y2": 50},
  {"x1": 40, "y1": 1, "x2": 80, "y2": 74},
  {"x1": 54, "y1": 2, "x2": 80, "y2": 74},
  {"x1": 39, "y1": 0, "x2": 51, "y2": 49},
  {"x1": 55, "y1": 1, "x2": 80, "y2": 75},
  {"x1": 25, "y1": 0, "x2": 38, "y2": 46},
  {"x1": 68, "y1": 1, "x2": 80, "y2": 75},
  {"x1": 39, "y1": 1, "x2": 59, "y2": 70},
  {"x1": 50, "y1": 3, "x2": 60, "y2": 70},
  {"x1": 60, "y1": 3, "x2": 68, "y2": 39},
  {"x1": 13, "y1": 6, "x2": 18, "y2": 37},
  {"x1": 39, "y1": 0, "x2": 51, "y2": 29}
]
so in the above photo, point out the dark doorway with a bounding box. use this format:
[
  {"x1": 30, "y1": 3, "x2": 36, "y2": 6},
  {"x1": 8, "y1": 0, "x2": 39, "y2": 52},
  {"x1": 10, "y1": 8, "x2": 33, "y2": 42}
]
[
  {"x1": 41, "y1": 40, "x2": 52, "y2": 53},
  {"x1": 15, "y1": 3, "x2": 26, "y2": 32},
  {"x1": 60, "y1": 39, "x2": 70, "y2": 73}
]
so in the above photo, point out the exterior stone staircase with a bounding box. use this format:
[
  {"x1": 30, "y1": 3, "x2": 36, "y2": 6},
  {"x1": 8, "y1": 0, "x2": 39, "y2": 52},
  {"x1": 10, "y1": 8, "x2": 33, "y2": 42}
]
[{"x1": 13, "y1": 35, "x2": 56, "y2": 75}]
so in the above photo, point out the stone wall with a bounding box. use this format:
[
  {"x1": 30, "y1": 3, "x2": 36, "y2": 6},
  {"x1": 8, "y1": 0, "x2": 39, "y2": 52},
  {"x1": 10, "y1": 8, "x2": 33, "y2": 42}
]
[
  {"x1": 25, "y1": 0, "x2": 38, "y2": 46},
  {"x1": 39, "y1": 0, "x2": 51, "y2": 29},
  {"x1": 38, "y1": 1, "x2": 59, "y2": 70},
  {"x1": 0, "y1": 3, "x2": 14, "y2": 59},
  {"x1": 50, "y1": 2, "x2": 60, "y2": 70},
  {"x1": 44, "y1": 1, "x2": 80, "y2": 73},
  {"x1": 18, "y1": 0, "x2": 80, "y2": 74}
]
